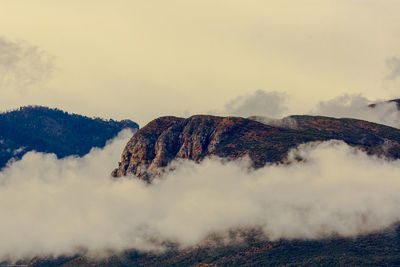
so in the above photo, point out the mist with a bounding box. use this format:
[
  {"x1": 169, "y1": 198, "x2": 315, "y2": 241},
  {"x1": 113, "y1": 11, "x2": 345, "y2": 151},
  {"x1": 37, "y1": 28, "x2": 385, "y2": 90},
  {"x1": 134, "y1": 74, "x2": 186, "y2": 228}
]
[
  {"x1": 313, "y1": 94, "x2": 400, "y2": 128},
  {"x1": 386, "y1": 56, "x2": 400, "y2": 80},
  {"x1": 0, "y1": 36, "x2": 54, "y2": 91},
  {"x1": 223, "y1": 90, "x2": 287, "y2": 119},
  {"x1": 220, "y1": 90, "x2": 400, "y2": 129},
  {"x1": 2, "y1": 130, "x2": 400, "y2": 260}
]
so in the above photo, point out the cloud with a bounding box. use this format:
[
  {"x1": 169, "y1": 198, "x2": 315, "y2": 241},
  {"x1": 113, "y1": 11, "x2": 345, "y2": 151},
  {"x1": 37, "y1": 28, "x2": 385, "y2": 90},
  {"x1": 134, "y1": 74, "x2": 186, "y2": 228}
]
[
  {"x1": 385, "y1": 56, "x2": 400, "y2": 80},
  {"x1": 313, "y1": 94, "x2": 400, "y2": 128},
  {"x1": 223, "y1": 90, "x2": 287, "y2": 118},
  {"x1": 0, "y1": 37, "x2": 54, "y2": 90},
  {"x1": 2, "y1": 131, "x2": 400, "y2": 260},
  {"x1": 243, "y1": 93, "x2": 400, "y2": 130},
  {"x1": 249, "y1": 116, "x2": 299, "y2": 129}
]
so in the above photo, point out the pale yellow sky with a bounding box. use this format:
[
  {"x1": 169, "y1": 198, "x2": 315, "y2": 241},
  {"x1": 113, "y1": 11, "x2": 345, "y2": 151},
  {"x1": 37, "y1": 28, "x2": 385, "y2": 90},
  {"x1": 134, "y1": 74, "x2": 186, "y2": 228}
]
[{"x1": 0, "y1": 0, "x2": 399, "y2": 125}]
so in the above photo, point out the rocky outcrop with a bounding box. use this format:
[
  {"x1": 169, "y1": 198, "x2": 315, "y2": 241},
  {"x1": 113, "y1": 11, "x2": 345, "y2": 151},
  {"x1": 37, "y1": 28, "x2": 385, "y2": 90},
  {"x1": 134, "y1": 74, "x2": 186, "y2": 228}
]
[
  {"x1": 111, "y1": 116, "x2": 185, "y2": 178},
  {"x1": 112, "y1": 114, "x2": 400, "y2": 181},
  {"x1": 112, "y1": 115, "x2": 290, "y2": 180}
]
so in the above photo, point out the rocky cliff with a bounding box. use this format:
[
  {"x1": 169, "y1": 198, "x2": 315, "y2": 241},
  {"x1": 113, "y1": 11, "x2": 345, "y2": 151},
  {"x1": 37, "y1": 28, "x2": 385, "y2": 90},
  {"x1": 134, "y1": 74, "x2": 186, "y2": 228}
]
[{"x1": 112, "y1": 115, "x2": 400, "y2": 181}]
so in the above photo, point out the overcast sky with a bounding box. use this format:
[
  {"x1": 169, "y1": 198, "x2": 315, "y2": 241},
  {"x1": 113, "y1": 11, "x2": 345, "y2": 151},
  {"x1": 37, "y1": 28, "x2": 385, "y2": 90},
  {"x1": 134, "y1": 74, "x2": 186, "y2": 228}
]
[{"x1": 0, "y1": 0, "x2": 399, "y2": 126}]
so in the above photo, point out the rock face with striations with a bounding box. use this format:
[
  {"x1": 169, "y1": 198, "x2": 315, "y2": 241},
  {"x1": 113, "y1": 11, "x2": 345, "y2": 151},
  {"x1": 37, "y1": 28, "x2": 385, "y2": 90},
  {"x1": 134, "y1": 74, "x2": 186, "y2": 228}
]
[{"x1": 112, "y1": 114, "x2": 400, "y2": 181}]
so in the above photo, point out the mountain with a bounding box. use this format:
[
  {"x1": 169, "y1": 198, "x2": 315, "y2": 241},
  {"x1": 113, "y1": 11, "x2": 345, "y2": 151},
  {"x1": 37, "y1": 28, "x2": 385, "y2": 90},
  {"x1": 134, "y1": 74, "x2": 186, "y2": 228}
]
[
  {"x1": 4, "y1": 110, "x2": 400, "y2": 266},
  {"x1": 112, "y1": 114, "x2": 400, "y2": 181},
  {"x1": 0, "y1": 106, "x2": 138, "y2": 168},
  {"x1": 23, "y1": 113, "x2": 400, "y2": 266}
]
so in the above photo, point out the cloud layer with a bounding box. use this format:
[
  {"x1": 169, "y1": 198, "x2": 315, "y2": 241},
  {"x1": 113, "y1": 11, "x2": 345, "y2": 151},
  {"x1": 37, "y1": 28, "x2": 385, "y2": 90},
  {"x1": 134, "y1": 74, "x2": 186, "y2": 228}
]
[{"x1": 2, "y1": 131, "x2": 400, "y2": 260}]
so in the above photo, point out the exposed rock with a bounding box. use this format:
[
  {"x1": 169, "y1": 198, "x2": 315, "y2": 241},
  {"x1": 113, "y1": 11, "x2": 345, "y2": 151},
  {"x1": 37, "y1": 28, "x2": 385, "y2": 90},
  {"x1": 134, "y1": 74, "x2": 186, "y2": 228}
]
[
  {"x1": 112, "y1": 114, "x2": 400, "y2": 181},
  {"x1": 112, "y1": 115, "x2": 287, "y2": 180},
  {"x1": 111, "y1": 116, "x2": 184, "y2": 178}
]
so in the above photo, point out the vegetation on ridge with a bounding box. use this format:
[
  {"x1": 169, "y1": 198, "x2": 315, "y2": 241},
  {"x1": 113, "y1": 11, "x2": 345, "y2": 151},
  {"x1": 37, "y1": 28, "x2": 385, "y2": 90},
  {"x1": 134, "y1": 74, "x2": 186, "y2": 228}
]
[{"x1": 0, "y1": 106, "x2": 138, "y2": 168}]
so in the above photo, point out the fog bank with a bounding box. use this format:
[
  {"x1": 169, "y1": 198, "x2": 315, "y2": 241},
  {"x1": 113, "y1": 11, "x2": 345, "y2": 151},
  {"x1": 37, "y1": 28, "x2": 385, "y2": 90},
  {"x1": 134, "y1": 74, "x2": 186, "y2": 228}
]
[{"x1": 2, "y1": 132, "x2": 400, "y2": 260}]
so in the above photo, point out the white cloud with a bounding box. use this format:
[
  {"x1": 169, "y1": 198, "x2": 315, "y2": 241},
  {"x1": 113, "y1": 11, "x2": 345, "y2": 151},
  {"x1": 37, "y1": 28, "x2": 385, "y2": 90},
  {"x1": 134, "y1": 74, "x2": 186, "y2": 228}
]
[{"x1": 2, "y1": 131, "x2": 400, "y2": 260}]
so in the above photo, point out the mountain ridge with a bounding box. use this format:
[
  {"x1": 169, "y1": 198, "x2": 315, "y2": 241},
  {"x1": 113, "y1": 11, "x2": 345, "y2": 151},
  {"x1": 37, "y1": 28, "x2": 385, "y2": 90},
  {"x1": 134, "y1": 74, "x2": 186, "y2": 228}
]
[
  {"x1": 112, "y1": 114, "x2": 400, "y2": 181},
  {"x1": 0, "y1": 105, "x2": 139, "y2": 168}
]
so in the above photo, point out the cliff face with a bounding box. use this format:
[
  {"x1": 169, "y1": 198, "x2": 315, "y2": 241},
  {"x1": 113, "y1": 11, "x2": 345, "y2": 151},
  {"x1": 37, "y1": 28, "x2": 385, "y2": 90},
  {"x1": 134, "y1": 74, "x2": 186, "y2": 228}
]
[
  {"x1": 112, "y1": 115, "x2": 288, "y2": 180},
  {"x1": 111, "y1": 116, "x2": 185, "y2": 178},
  {"x1": 112, "y1": 115, "x2": 400, "y2": 181}
]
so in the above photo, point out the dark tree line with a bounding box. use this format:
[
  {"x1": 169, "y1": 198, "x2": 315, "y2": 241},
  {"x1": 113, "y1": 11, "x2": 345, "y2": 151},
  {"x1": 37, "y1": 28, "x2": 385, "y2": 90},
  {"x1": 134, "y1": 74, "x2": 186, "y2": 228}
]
[{"x1": 0, "y1": 106, "x2": 138, "y2": 168}]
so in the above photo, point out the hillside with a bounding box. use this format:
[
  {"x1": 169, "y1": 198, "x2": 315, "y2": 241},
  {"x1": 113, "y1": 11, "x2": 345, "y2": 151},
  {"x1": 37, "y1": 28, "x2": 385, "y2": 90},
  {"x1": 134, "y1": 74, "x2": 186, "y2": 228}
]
[
  {"x1": 112, "y1": 114, "x2": 400, "y2": 181},
  {"x1": 0, "y1": 106, "x2": 138, "y2": 168},
  {"x1": 26, "y1": 224, "x2": 400, "y2": 266}
]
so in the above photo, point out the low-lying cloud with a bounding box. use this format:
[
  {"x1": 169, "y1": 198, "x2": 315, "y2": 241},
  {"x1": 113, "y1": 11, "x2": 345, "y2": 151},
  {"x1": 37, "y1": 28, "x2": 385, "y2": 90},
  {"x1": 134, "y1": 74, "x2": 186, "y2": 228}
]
[
  {"x1": 0, "y1": 36, "x2": 54, "y2": 90},
  {"x1": 2, "y1": 131, "x2": 400, "y2": 260}
]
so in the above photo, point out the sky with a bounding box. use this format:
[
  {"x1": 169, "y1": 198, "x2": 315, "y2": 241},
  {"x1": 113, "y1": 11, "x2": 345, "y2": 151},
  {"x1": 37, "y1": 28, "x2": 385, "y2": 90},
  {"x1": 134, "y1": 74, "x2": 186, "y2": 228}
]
[{"x1": 0, "y1": 0, "x2": 400, "y2": 126}]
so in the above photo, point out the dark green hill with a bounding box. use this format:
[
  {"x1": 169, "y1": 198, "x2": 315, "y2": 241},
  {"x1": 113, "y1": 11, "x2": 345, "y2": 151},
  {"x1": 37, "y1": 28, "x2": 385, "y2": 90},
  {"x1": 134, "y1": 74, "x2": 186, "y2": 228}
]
[{"x1": 0, "y1": 106, "x2": 138, "y2": 168}]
